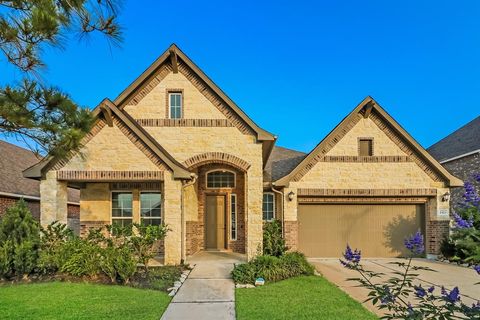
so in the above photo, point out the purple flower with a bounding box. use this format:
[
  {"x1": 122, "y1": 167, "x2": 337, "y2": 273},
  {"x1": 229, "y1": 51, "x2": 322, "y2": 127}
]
[
  {"x1": 453, "y1": 212, "x2": 474, "y2": 229},
  {"x1": 404, "y1": 231, "x2": 425, "y2": 255},
  {"x1": 473, "y1": 173, "x2": 480, "y2": 184},
  {"x1": 443, "y1": 286, "x2": 461, "y2": 303},
  {"x1": 340, "y1": 245, "x2": 361, "y2": 268},
  {"x1": 428, "y1": 286, "x2": 435, "y2": 293},
  {"x1": 463, "y1": 181, "x2": 480, "y2": 206},
  {"x1": 407, "y1": 303, "x2": 414, "y2": 315},
  {"x1": 415, "y1": 285, "x2": 426, "y2": 298},
  {"x1": 380, "y1": 286, "x2": 395, "y2": 305},
  {"x1": 474, "y1": 265, "x2": 480, "y2": 275}
]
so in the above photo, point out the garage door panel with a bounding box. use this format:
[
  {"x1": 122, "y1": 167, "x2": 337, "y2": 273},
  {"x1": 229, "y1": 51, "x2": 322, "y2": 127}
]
[{"x1": 298, "y1": 204, "x2": 425, "y2": 258}]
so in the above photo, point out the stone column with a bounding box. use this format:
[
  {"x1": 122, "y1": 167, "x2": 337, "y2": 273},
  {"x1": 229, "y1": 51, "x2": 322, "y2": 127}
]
[
  {"x1": 163, "y1": 171, "x2": 182, "y2": 265},
  {"x1": 246, "y1": 162, "x2": 263, "y2": 260},
  {"x1": 40, "y1": 171, "x2": 68, "y2": 226}
]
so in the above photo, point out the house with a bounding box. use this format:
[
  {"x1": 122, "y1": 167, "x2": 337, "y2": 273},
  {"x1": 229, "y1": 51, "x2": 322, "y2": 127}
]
[
  {"x1": 23, "y1": 44, "x2": 462, "y2": 264},
  {"x1": 428, "y1": 116, "x2": 480, "y2": 212},
  {"x1": 0, "y1": 140, "x2": 80, "y2": 232}
]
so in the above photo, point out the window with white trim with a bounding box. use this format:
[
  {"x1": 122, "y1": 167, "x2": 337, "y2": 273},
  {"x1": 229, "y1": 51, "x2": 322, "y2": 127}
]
[
  {"x1": 140, "y1": 192, "x2": 162, "y2": 226},
  {"x1": 169, "y1": 92, "x2": 182, "y2": 119},
  {"x1": 262, "y1": 192, "x2": 275, "y2": 221},
  {"x1": 112, "y1": 192, "x2": 133, "y2": 228},
  {"x1": 206, "y1": 170, "x2": 235, "y2": 188},
  {"x1": 231, "y1": 194, "x2": 237, "y2": 240}
]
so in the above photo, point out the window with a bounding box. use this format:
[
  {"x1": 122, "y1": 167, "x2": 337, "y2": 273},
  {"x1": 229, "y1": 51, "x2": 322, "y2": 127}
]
[
  {"x1": 140, "y1": 192, "x2": 162, "y2": 226},
  {"x1": 231, "y1": 194, "x2": 237, "y2": 240},
  {"x1": 263, "y1": 193, "x2": 275, "y2": 221},
  {"x1": 359, "y1": 138, "x2": 373, "y2": 156},
  {"x1": 112, "y1": 192, "x2": 133, "y2": 229},
  {"x1": 168, "y1": 92, "x2": 182, "y2": 119},
  {"x1": 206, "y1": 170, "x2": 235, "y2": 188}
]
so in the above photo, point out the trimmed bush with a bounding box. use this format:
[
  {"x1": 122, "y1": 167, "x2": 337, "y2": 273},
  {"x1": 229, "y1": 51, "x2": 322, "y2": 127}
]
[
  {"x1": 263, "y1": 220, "x2": 287, "y2": 257},
  {"x1": 232, "y1": 252, "x2": 315, "y2": 284}
]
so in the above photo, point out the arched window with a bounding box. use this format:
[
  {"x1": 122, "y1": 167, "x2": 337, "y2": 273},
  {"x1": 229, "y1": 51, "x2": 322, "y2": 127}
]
[{"x1": 206, "y1": 170, "x2": 235, "y2": 188}]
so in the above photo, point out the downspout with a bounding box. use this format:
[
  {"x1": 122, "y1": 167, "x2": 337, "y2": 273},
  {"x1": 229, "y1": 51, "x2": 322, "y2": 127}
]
[
  {"x1": 271, "y1": 183, "x2": 285, "y2": 237},
  {"x1": 181, "y1": 174, "x2": 197, "y2": 264}
]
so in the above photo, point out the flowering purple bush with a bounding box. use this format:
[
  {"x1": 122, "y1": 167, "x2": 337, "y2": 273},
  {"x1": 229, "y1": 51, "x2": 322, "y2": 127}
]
[{"x1": 340, "y1": 231, "x2": 480, "y2": 319}]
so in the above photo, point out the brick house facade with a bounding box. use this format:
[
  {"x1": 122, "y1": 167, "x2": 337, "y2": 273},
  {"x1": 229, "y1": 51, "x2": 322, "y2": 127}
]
[{"x1": 23, "y1": 44, "x2": 461, "y2": 264}]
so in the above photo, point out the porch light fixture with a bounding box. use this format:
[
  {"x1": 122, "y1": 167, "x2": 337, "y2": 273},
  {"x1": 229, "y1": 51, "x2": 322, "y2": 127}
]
[
  {"x1": 288, "y1": 191, "x2": 295, "y2": 201},
  {"x1": 441, "y1": 192, "x2": 451, "y2": 202}
]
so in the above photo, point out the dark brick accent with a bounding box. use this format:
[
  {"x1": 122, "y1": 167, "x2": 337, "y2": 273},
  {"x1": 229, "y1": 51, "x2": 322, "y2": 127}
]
[
  {"x1": 0, "y1": 196, "x2": 40, "y2": 221},
  {"x1": 426, "y1": 219, "x2": 450, "y2": 255},
  {"x1": 284, "y1": 221, "x2": 298, "y2": 251}
]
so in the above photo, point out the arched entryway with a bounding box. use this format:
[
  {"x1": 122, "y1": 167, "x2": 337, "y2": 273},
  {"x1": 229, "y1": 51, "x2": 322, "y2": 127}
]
[{"x1": 184, "y1": 162, "x2": 246, "y2": 255}]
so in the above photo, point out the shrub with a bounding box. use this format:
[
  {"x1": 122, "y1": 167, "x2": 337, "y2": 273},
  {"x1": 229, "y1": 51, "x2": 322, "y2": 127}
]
[
  {"x1": 37, "y1": 221, "x2": 75, "y2": 274},
  {"x1": 114, "y1": 246, "x2": 137, "y2": 284},
  {"x1": 129, "y1": 223, "x2": 169, "y2": 270},
  {"x1": 0, "y1": 200, "x2": 40, "y2": 278},
  {"x1": 231, "y1": 251, "x2": 314, "y2": 284},
  {"x1": 263, "y1": 220, "x2": 286, "y2": 257},
  {"x1": 60, "y1": 238, "x2": 102, "y2": 277},
  {"x1": 442, "y1": 175, "x2": 480, "y2": 264}
]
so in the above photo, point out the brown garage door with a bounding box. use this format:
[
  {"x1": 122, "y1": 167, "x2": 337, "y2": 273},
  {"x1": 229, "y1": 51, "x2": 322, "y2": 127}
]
[{"x1": 298, "y1": 204, "x2": 425, "y2": 258}]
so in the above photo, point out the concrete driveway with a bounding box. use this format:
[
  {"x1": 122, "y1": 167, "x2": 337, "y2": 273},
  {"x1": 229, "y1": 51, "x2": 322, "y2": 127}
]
[{"x1": 311, "y1": 258, "x2": 480, "y2": 315}]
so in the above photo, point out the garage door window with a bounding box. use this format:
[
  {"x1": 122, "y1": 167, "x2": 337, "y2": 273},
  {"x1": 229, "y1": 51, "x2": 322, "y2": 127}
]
[{"x1": 263, "y1": 193, "x2": 275, "y2": 221}]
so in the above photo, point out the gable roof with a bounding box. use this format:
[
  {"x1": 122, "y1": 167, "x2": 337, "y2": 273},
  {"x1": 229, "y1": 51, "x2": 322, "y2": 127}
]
[
  {"x1": 427, "y1": 115, "x2": 480, "y2": 162},
  {"x1": 274, "y1": 96, "x2": 463, "y2": 187},
  {"x1": 264, "y1": 146, "x2": 307, "y2": 182},
  {"x1": 0, "y1": 140, "x2": 79, "y2": 203},
  {"x1": 23, "y1": 99, "x2": 192, "y2": 180},
  {"x1": 114, "y1": 44, "x2": 275, "y2": 142}
]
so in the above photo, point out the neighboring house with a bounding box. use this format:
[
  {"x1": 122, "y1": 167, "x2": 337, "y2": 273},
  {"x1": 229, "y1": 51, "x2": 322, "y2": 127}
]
[
  {"x1": 23, "y1": 44, "x2": 462, "y2": 264},
  {"x1": 0, "y1": 140, "x2": 80, "y2": 233},
  {"x1": 428, "y1": 116, "x2": 480, "y2": 212}
]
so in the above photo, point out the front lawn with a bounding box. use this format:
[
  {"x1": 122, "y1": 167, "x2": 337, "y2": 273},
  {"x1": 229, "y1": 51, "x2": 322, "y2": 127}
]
[
  {"x1": 0, "y1": 282, "x2": 171, "y2": 320},
  {"x1": 236, "y1": 276, "x2": 377, "y2": 320}
]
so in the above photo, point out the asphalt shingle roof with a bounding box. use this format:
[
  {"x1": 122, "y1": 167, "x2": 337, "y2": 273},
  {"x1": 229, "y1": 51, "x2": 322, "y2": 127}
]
[
  {"x1": 264, "y1": 146, "x2": 307, "y2": 182},
  {"x1": 427, "y1": 116, "x2": 480, "y2": 161},
  {"x1": 0, "y1": 140, "x2": 79, "y2": 203}
]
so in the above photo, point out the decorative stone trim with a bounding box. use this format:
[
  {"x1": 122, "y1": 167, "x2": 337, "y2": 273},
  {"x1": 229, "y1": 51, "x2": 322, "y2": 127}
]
[
  {"x1": 319, "y1": 155, "x2": 412, "y2": 163},
  {"x1": 125, "y1": 64, "x2": 172, "y2": 106},
  {"x1": 298, "y1": 197, "x2": 429, "y2": 204},
  {"x1": 178, "y1": 61, "x2": 255, "y2": 136},
  {"x1": 183, "y1": 152, "x2": 251, "y2": 171},
  {"x1": 110, "y1": 182, "x2": 162, "y2": 190},
  {"x1": 297, "y1": 188, "x2": 437, "y2": 197},
  {"x1": 369, "y1": 110, "x2": 446, "y2": 183},
  {"x1": 291, "y1": 113, "x2": 363, "y2": 181},
  {"x1": 57, "y1": 171, "x2": 164, "y2": 181},
  {"x1": 136, "y1": 118, "x2": 234, "y2": 127}
]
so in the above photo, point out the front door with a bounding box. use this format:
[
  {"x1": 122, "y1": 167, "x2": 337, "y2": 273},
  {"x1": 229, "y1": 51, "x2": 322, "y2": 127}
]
[{"x1": 205, "y1": 195, "x2": 226, "y2": 250}]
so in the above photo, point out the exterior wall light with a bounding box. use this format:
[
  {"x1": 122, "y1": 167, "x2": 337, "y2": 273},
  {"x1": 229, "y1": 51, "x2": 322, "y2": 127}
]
[
  {"x1": 442, "y1": 192, "x2": 451, "y2": 202},
  {"x1": 288, "y1": 191, "x2": 295, "y2": 201}
]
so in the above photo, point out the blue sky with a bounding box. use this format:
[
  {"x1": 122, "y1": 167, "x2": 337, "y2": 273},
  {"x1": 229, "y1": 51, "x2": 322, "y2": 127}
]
[{"x1": 2, "y1": 0, "x2": 479, "y2": 153}]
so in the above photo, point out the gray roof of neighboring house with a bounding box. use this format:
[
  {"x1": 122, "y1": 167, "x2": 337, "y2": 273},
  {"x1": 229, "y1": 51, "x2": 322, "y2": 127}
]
[
  {"x1": 0, "y1": 140, "x2": 80, "y2": 203},
  {"x1": 264, "y1": 146, "x2": 307, "y2": 182},
  {"x1": 428, "y1": 116, "x2": 480, "y2": 161}
]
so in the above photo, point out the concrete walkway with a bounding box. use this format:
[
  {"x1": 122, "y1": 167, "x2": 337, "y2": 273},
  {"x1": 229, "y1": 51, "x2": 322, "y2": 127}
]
[
  {"x1": 161, "y1": 251, "x2": 245, "y2": 320},
  {"x1": 311, "y1": 258, "x2": 480, "y2": 315}
]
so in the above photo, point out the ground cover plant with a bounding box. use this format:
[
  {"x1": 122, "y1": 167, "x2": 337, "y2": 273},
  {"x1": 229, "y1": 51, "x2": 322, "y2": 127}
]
[{"x1": 340, "y1": 231, "x2": 480, "y2": 319}]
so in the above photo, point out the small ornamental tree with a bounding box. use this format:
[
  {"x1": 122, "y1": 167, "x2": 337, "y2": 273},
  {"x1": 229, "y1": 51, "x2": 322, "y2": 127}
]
[
  {"x1": 340, "y1": 231, "x2": 480, "y2": 319},
  {"x1": 263, "y1": 219, "x2": 287, "y2": 257},
  {"x1": 0, "y1": 200, "x2": 40, "y2": 278},
  {"x1": 443, "y1": 174, "x2": 480, "y2": 264}
]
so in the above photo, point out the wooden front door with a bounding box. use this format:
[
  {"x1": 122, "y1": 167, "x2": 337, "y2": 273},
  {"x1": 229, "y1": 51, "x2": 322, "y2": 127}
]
[{"x1": 205, "y1": 195, "x2": 226, "y2": 250}]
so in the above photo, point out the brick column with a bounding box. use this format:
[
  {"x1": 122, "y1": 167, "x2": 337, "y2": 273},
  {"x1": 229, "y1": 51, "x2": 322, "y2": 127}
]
[
  {"x1": 163, "y1": 171, "x2": 182, "y2": 265},
  {"x1": 40, "y1": 171, "x2": 68, "y2": 226},
  {"x1": 283, "y1": 186, "x2": 299, "y2": 251},
  {"x1": 246, "y1": 163, "x2": 263, "y2": 260}
]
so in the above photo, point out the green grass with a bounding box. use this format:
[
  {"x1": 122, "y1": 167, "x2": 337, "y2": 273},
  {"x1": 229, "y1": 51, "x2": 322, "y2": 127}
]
[
  {"x1": 236, "y1": 276, "x2": 377, "y2": 320},
  {"x1": 0, "y1": 282, "x2": 171, "y2": 320}
]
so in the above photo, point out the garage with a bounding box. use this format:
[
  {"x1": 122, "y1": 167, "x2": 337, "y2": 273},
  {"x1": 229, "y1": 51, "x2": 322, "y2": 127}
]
[{"x1": 297, "y1": 203, "x2": 426, "y2": 258}]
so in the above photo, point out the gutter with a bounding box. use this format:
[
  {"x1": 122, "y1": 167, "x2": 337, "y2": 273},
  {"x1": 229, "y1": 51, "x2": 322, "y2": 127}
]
[
  {"x1": 0, "y1": 191, "x2": 80, "y2": 206},
  {"x1": 439, "y1": 149, "x2": 480, "y2": 164},
  {"x1": 271, "y1": 184, "x2": 285, "y2": 237},
  {"x1": 181, "y1": 174, "x2": 197, "y2": 264}
]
